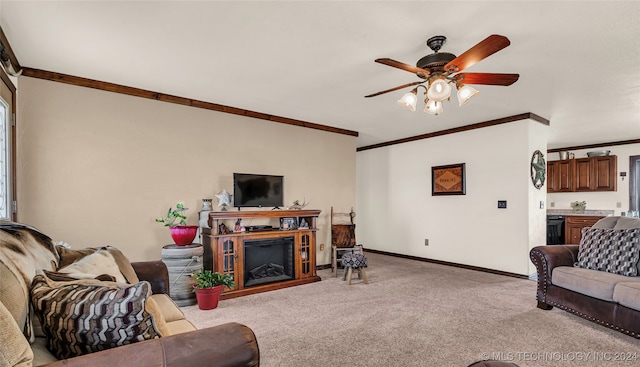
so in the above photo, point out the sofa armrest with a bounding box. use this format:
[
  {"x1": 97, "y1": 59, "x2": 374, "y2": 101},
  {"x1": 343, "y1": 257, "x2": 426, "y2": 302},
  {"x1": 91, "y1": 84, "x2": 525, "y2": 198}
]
[
  {"x1": 41, "y1": 322, "x2": 260, "y2": 367},
  {"x1": 529, "y1": 245, "x2": 579, "y2": 308},
  {"x1": 40, "y1": 322, "x2": 260, "y2": 367},
  {"x1": 131, "y1": 260, "x2": 170, "y2": 295}
]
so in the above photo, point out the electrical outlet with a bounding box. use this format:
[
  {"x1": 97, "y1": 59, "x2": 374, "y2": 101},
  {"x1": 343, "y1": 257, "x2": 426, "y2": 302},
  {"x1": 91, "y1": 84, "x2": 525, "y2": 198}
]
[
  {"x1": 424, "y1": 239, "x2": 429, "y2": 246},
  {"x1": 540, "y1": 201, "x2": 545, "y2": 209},
  {"x1": 550, "y1": 202, "x2": 555, "y2": 208},
  {"x1": 319, "y1": 243, "x2": 325, "y2": 251},
  {"x1": 616, "y1": 202, "x2": 622, "y2": 208},
  {"x1": 498, "y1": 200, "x2": 507, "y2": 209}
]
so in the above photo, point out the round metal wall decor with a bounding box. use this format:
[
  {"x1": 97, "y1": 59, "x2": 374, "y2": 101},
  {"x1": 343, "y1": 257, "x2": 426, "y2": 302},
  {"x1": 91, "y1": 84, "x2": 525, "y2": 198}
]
[{"x1": 530, "y1": 150, "x2": 546, "y2": 189}]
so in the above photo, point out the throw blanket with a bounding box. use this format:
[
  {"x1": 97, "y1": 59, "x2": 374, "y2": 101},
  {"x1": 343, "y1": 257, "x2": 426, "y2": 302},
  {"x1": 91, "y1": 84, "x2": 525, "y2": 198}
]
[{"x1": 0, "y1": 221, "x2": 59, "y2": 341}]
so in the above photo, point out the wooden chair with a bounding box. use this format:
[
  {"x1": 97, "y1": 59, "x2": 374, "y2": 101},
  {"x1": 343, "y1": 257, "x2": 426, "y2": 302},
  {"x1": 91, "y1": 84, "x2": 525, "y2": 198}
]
[{"x1": 331, "y1": 207, "x2": 363, "y2": 277}]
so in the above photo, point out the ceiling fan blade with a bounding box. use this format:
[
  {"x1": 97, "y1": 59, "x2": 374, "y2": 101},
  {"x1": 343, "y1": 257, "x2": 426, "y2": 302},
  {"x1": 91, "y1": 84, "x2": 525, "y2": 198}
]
[
  {"x1": 453, "y1": 73, "x2": 519, "y2": 86},
  {"x1": 365, "y1": 81, "x2": 424, "y2": 98},
  {"x1": 444, "y1": 35, "x2": 511, "y2": 73},
  {"x1": 375, "y1": 58, "x2": 431, "y2": 78}
]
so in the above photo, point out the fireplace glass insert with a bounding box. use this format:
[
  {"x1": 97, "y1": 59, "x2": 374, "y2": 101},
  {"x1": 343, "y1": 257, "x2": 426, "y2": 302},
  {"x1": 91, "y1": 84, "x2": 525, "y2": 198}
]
[{"x1": 243, "y1": 236, "x2": 295, "y2": 287}]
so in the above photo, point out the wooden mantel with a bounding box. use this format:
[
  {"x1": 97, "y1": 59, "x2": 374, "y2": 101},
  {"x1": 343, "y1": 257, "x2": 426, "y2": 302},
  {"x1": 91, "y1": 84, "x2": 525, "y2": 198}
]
[{"x1": 202, "y1": 209, "x2": 321, "y2": 299}]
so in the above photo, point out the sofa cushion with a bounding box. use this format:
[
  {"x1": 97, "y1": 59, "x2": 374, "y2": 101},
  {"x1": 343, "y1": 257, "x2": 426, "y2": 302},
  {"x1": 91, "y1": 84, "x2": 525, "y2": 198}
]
[
  {"x1": 30, "y1": 274, "x2": 160, "y2": 359},
  {"x1": 56, "y1": 247, "x2": 139, "y2": 284},
  {"x1": 552, "y1": 266, "x2": 640, "y2": 301},
  {"x1": 593, "y1": 216, "x2": 640, "y2": 230},
  {"x1": 613, "y1": 281, "x2": 640, "y2": 311},
  {"x1": 30, "y1": 338, "x2": 57, "y2": 367},
  {"x1": 613, "y1": 217, "x2": 640, "y2": 230},
  {"x1": 0, "y1": 261, "x2": 28, "y2": 337},
  {"x1": 144, "y1": 295, "x2": 170, "y2": 337},
  {"x1": 0, "y1": 223, "x2": 59, "y2": 342},
  {"x1": 165, "y1": 319, "x2": 198, "y2": 335},
  {"x1": 147, "y1": 294, "x2": 196, "y2": 335},
  {"x1": 575, "y1": 227, "x2": 640, "y2": 276},
  {"x1": 0, "y1": 300, "x2": 33, "y2": 367},
  {"x1": 591, "y1": 216, "x2": 619, "y2": 229},
  {"x1": 149, "y1": 293, "x2": 190, "y2": 323}
]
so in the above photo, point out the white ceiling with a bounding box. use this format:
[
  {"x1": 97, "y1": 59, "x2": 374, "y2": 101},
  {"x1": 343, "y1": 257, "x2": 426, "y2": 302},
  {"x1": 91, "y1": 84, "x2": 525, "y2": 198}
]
[{"x1": 1, "y1": 1, "x2": 639, "y2": 149}]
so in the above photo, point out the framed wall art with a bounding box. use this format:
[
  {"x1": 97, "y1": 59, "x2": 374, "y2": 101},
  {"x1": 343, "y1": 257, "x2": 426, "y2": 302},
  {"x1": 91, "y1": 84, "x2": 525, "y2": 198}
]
[{"x1": 431, "y1": 163, "x2": 466, "y2": 196}]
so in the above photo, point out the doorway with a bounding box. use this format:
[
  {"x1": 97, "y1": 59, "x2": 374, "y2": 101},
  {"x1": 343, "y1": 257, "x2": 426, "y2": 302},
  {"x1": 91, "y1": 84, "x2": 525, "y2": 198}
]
[{"x1": 630, "y1": 155, "x2": 640, "y2": 213}]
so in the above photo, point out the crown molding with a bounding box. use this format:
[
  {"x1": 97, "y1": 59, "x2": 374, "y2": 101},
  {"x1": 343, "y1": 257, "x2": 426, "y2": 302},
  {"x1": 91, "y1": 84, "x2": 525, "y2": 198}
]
[
  {"x1": 20, "y1": 67, "x2": 359, "y2": 138},
  {"x1": 547, "y1": 139, "x2": 640, "y2": 153},
  {"x1": 357, "y1": 112, "x2": 548, "y2": 152}
]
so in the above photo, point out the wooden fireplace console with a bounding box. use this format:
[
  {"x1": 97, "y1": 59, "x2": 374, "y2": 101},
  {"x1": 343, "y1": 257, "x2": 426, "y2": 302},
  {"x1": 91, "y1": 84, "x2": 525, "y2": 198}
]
[{"x1": 202, "y1": 209, "x2": 321, "y2": 299}]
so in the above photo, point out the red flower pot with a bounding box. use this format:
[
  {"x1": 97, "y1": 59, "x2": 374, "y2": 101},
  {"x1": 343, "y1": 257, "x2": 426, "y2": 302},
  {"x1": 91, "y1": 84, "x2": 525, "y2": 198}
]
[
  {"x1": 169, "y1": 225, "x2": 198, "y2": 246},
  {"x1": 195, "y1": 285, "x2": 223, "y2": 310}
]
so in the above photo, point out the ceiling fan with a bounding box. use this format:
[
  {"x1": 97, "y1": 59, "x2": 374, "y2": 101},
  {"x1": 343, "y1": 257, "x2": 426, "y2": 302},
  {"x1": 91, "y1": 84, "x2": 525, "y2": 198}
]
[{"x1": 365, "y1": 34, "x2": 519, "y2": 115}]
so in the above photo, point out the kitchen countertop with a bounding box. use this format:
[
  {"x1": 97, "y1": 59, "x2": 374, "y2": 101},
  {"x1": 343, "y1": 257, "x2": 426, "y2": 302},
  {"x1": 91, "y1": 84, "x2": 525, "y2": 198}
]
[{"x1": 547, "y1": 209, "x2": 614, "y2": 216}]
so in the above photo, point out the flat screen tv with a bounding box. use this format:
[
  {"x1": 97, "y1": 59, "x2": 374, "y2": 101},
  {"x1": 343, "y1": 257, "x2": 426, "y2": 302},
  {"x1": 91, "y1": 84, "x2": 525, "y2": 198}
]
[{"x1": 233, "y1": 173, "x2": 284, "y2": 208}]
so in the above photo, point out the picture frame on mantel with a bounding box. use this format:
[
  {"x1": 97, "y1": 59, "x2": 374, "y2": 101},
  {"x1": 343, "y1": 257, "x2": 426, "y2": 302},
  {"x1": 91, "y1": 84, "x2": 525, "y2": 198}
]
[
  {"x1": 432, "y1": 163, "x2": 466, "y2": 196},
  {"x1": 279, "y1": 217, "x2": 299, "y2": 230}
]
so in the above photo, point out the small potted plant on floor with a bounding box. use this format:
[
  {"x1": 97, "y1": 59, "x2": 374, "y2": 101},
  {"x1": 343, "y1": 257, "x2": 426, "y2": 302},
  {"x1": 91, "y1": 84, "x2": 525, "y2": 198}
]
[
  {"x1": 156, "y1": 203, "x2": 199, "y2": 246},
  {"x1": 192, "y1": 269, "x2": 235, "y2": 310}
]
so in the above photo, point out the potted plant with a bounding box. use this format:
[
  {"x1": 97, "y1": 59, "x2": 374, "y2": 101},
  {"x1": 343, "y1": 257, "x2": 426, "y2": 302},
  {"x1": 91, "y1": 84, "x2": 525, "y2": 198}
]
[
  {"x1": 571, "y1": 200, "x2": 587, "y2": 213},
  {"x1": 192, "y1": 269, "x2": 235, "y2": 310},
  {"x1": 156, "y1": 203, "x2": 199, "y2": 246}
]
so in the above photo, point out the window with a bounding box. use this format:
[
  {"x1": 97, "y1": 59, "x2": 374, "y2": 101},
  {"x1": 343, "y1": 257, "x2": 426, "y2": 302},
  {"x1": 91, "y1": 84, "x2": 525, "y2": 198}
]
[{"x1": 0, "y1": 97, "x2": 8, "y2": 219}]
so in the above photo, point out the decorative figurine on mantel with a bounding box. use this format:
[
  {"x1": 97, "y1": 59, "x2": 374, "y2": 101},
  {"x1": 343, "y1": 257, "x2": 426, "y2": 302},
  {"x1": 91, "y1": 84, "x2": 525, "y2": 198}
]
[
  {"x1": 199, "y1": 199, "x2": 213, "y2": 228},
  {"x1": 234, "y1": 218, "x2": 245, "y2": 232},
  {"x1": 215, "y1": 189, "x2": 231, "y2": 211},
  {"x1": 286, "y1": 198, "x2": 309, "y2": 210}
]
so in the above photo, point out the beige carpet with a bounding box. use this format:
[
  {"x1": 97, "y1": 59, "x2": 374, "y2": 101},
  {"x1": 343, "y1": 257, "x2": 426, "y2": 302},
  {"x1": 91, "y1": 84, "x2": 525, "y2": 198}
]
[{"x1": 181, "y1": 253, "x2": 640, "y2": 367}]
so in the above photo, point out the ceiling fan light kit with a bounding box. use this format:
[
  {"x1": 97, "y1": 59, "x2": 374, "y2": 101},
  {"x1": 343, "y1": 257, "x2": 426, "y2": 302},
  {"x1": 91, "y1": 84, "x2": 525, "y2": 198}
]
[
  {"x1": 426, "y1": 77, "x2": 452, "y2": 102},
  {"x1": 367, "y1": 34, "x2": 519, "y2": 116},
  {"x1": 397, "y1": 89, "x2": 418, "y2": 111},
  {"x1": 424, "y1": 99, "x2": 443, "y2": 115},
  {"x1": 457, "y1": 85, "x2": 479, "y2": 106}
]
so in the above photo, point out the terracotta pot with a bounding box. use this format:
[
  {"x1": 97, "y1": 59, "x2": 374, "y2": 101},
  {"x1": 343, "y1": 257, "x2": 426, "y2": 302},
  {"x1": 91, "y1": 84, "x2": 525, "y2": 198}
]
[
  {"x1": 195, "y1": 285, "x2": 223, "y2": 310},
  {"x1": 169, "y1": 225, "x2": 198, "y2": 246}
]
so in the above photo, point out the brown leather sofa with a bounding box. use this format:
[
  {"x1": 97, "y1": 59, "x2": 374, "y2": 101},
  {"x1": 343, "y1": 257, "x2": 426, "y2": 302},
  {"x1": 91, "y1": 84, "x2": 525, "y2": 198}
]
[
  {"x1": 529, "y1": 216, "x2": 640, "y2": 339},
  {"x1": 0, "y1": 222, "x2": 260, "y2": 367},
  {"x1": 38, "y1": 261, "x2": 261, "y2": 367}
]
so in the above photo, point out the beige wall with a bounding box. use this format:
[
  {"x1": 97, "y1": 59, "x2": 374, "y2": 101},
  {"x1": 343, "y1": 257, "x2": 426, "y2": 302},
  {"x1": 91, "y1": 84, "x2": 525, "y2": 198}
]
[
  {"x1": 16, "y1": 76, "x2": 356, "y2": 264},
  {"x1": 356, "y1": 118, "x2": 548, "y2": 276}
]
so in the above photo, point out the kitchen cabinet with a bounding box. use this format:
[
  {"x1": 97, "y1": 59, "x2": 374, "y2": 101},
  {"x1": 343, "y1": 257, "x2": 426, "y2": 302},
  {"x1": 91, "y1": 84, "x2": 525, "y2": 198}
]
[
  {"x1": 591, "y1": 155, "x2": 617, "y2": 191},
  {"x1": 565, "y1": 215, "x2": 605, "y2": 244},
  {"x1": 547, "y1": 159, "x2": 574, "y2": 192},
  {"x1": 547, "y1": 155, "x2": 617, "y2": 193}
]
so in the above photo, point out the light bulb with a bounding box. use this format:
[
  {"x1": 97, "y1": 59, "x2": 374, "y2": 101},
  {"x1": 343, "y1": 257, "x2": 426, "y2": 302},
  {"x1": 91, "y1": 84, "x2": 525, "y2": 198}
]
[
  {"x1": 424, "y1": 99, "x2": 443, "y2": 115},
  {"x1": 457, "y1": 85, "x2": 479, "y2": 106},
  {"x1": 397, "y1": 90, "x2": 418, "y2": 112},
  {"x1": 427, "y1": 78, "x2": 452, "y2": 102}
]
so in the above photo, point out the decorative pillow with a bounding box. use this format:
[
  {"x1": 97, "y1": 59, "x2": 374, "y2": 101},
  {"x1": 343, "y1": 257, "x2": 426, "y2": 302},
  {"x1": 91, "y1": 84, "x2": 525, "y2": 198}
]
[
  {"x1": 575, "y1": 227, "x2": 640, "y2": 276},
  {"x1": 55, "y1": 246, "x2": 97, "y2": 268},
  {"x1": 30, "y1": 274, "x2": 160, "y2": 359},
  {"x1": 56, "y1": 248, "x2": 133, "y2": 283},
  {"x1": 43, "y1": 270, "x2": 116, "y2": 282}
]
